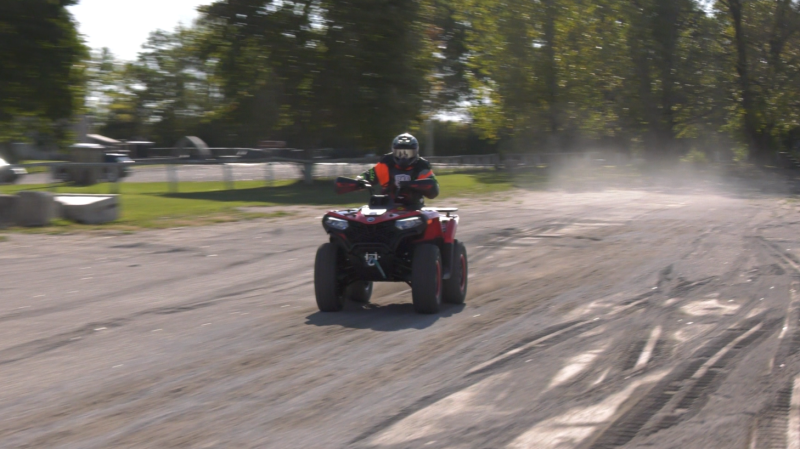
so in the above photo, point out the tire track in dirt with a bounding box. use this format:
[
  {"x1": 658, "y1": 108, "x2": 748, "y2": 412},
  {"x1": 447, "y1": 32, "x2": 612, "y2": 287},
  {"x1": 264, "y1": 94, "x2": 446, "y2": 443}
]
[
  {"x1": 5, "y1": 190, "x2": 794, "y2": 448},
  {"x1": 363, "y1": 223, "x2": 759, "y2": 448},
  {"x1": 744, "y1": 238, "x2": 800, "y2": 449},
  {"x1": 752, "y1": 382, "x2": 796, "y2": 449},
  {"x1": 349, "y1": 289, "x2": 660, "y2": 447},
  {"x1": 0, "y1": 251, "x2": 291, "y2": 324},
  {"x1": 588, "y1": 316, "x2": 779, "y2": 449},
  {"x1": 4, "y1": 233, "x2": 637, "y2": 447}
]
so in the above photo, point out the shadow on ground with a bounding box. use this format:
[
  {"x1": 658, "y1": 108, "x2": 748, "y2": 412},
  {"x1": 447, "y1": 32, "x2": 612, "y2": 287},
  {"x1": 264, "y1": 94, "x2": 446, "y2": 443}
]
[{"x1": 305, "y1": 303, "x2": 466, "y2": 332}]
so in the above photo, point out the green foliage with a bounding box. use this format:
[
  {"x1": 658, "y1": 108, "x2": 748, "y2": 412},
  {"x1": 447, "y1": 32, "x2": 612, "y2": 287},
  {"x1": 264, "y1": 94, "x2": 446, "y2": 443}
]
[
  {"x1": 0, "y1": 0, "x2": 87, "y2": 142},
  {"x1": 5, "y1": 0, "x2": 799, "y2": 163},
  {"x1": 717, "y1": 0, "x2": 800, "y2": 162},
  {"x1": 681, "y1": 149, "x2": 710, "y2": 165}
]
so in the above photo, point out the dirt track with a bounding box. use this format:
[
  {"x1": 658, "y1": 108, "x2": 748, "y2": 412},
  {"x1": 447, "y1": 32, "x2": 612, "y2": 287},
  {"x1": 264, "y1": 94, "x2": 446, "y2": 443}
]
[{"x1": 3, "y1": 172, "x2": 800, "y2": 448}]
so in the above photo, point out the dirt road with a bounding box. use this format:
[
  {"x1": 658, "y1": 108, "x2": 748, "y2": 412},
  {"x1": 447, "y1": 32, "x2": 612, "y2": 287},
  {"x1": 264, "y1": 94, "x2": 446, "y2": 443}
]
[{"x1": 2, "y1": 176, "x2": 800, "y2": 448}]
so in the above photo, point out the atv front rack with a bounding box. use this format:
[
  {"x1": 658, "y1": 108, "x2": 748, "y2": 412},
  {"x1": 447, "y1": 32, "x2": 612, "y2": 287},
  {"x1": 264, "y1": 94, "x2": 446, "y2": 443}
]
[{"x1": 422, "y1": 207, "x2": 459, "y2": 217}]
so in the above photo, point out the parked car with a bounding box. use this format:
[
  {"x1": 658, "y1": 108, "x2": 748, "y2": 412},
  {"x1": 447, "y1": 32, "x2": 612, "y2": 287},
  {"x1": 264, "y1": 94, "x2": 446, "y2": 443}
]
[
  {"x1": 0, "y1": 158, "x2": 27, "y2": 184},
  {"x1": 103, "y1": 153, "x2": 134, "y2": 181}
]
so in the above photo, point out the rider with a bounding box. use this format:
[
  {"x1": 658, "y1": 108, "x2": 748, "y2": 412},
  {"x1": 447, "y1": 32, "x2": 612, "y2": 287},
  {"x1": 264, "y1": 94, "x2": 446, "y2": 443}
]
[{"x1": 359, "y1": 133, "x2": 439, "y2": 208}]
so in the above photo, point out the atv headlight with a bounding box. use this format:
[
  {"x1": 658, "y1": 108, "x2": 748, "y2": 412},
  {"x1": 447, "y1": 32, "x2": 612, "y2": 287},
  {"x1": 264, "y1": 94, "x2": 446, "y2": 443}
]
[
  {"x1": 395, "y1": 217, "x2": 424, "y2": 230},
  {"x1": 324, "y1": 217, "x2": 349, "y2": 231}
]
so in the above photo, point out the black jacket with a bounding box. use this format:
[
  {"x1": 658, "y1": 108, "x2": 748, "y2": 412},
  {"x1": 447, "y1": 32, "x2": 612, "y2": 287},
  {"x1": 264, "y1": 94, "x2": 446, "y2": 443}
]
[{"x1": 361, "y1": 154, "x2": 439, "y2": 207}]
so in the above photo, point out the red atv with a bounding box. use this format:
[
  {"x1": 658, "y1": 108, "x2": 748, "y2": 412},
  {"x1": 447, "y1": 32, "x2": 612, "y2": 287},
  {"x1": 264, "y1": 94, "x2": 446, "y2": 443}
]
[{"x1": 314, "y1": 177, "x2": 468, "y2": 314}]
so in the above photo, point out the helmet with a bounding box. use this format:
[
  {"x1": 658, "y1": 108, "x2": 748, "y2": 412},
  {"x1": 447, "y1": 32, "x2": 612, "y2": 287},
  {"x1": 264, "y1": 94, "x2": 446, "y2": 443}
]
[{"x1": 392, "y1": 133, "x2": 419, "y2": 169}]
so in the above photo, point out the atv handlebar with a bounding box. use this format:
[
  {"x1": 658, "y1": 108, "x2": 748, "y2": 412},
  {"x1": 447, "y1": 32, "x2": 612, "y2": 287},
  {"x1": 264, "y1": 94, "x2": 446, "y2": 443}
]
[
  {"x1": 399, "y1": 178, "x2": 439, "y2": 199},
  {"x1": 336, "y1": 176, "x2": 437, "y2": 199},
  {"x1": 335, "y1": 177, "x2": 373, "y2": 195}
]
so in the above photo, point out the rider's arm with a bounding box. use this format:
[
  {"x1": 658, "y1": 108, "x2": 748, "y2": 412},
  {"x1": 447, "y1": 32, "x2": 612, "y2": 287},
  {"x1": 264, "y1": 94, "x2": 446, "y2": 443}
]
[
  {"x1": 359, "y1": 162, "x2": 390, "y2": 190},
  {"x1": 413, "y1": 168, "x2": 439, "y2": 200}
]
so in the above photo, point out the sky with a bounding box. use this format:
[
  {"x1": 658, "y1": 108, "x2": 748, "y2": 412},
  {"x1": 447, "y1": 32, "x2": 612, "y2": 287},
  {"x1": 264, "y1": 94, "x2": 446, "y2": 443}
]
[{"x1": 68, "y1": 0, "x2": 211, "y2": 61}]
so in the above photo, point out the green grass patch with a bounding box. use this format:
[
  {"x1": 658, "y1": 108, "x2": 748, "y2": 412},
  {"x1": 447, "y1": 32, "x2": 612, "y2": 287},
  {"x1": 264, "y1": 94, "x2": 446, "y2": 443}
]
[{"x1": 0, "y1": 172, "x2": 513, "y2": 232}]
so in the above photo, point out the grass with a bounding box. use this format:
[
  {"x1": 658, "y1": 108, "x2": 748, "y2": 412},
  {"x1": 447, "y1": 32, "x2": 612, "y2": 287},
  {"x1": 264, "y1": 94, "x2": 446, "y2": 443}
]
[{"x1": 0, "y1": 171, "x2": 513, "y2": 232}]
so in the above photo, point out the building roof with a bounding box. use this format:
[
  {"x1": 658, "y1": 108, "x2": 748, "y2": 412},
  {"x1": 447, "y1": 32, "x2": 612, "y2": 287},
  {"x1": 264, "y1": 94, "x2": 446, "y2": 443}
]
[
  {"x1": 70, "y1": 143, "x2": 106, "y2": 149},
  {"x1": 87, "y1": 134, "x2": 122, "y2": 145}
]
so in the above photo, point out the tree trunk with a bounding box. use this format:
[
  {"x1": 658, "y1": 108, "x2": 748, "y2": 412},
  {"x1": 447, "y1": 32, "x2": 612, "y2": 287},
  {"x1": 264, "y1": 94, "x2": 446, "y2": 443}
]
[
  {"x1": 725, "y1": 0, "x2": 765, "y2": 163},
  {"x1": 542, "y1": 0, "x2": 560, "y2": 151},
  {"x1": 628, "y1": 3, "x2": 660, "y2": 161},
  {"x1": 655, "y1": 0, "x2": 681, "y2": 161}
]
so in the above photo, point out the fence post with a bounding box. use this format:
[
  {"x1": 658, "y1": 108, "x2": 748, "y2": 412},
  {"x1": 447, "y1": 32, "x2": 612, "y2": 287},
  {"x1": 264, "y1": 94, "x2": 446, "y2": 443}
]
[
  {"x1": 167, "y1": 164, "x2": 178, "y2": 193},
  {"x1": 303, "y1": 162, "x2": 315, "y2": 185},
  {"x1": 265, "y1": 162, "x2": 273, "y2": 187},
  {"x1": 110, "y1": 166, "x2": 120, "y2": 195},
  {"x1": 48, "y1": 166, "x2": 56, "y2": 193},
  {"x1": 223, "y1": 163, "x2": 234, "y2": 190}
]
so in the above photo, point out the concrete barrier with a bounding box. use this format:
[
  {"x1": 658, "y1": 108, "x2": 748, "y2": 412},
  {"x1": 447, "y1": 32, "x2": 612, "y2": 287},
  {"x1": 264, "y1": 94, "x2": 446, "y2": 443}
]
[
  {"x1": 15, "y1": 191, "x2": 57, "y2": 227},
  {"x1": 56, "y1": 194, "x2": 119, "y2": 225},
  {"x1": 0, "y1": 194, "x2": 18, "y2": 229}
]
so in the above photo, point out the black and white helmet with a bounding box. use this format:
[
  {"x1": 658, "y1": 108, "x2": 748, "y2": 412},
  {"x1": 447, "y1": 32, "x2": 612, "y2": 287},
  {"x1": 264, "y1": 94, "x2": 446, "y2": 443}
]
[{"x1": 392, "y1": 133, "x2": 419, "y2": 169}]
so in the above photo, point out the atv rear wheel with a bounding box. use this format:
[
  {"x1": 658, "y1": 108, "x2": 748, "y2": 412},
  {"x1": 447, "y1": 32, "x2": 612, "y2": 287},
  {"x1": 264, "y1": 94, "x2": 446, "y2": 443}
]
[
  {"x1": 345, "y1": 281, "x2": 373, "y2": 303},
  {"x1": 412, "y1": 244, "x2": 442, "y2": 314},
  {"x1": 314, "y1": 243, "x2": 345, "y2": 312},
  {"x1": 443, "y1": 241, "x2": 468, "y2": 304}
]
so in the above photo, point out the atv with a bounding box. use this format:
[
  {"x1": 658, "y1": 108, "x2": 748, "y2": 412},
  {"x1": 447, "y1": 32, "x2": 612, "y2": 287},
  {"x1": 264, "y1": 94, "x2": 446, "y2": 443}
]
[{"x1": 314, "y1": 177, "x2": 468, "y2": 314}]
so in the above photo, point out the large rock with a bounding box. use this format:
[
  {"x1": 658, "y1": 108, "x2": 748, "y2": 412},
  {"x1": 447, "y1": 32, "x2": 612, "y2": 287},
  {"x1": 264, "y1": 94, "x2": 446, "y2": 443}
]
[
  {"x1": 56, "y1": 194, "x2": 119, "y2": 225},
  {"x1": 15, "y1": 191, "x2": 56, "y2": 227},
  {"x1": 0, "y1": 194, "x2": 18, "y2": 229}
]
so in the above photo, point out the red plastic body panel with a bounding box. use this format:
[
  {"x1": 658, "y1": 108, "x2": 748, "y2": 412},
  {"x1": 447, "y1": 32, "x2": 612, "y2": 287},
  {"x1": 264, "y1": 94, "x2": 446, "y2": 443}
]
[
  {"x1": 442, "y1": 219, "x2": 458, "y2": 244},
  {"x1": 325, "y1": 207, "x2": 458, "y2": 244}
]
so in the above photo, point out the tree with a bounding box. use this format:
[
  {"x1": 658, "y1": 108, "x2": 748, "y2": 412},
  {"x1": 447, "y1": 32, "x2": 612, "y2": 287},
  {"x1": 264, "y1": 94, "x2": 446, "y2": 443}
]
[
  {"x1": 75, "y1": 0, "x2": 800, "y2": 159},
  {"x1": 626, "y1": 0, "x2": 711, "y2": 160},
  {"x1": 718, "y1": 0, "x2": 800, "y2": 162},
  {"x1": 197, "y1": 0, "x2": 322, "y2": 147},
  {"x1": 313, "y1": 0, "x2": 434, "y2": 150},
  {"x1": 0, "y1": 0, "x2": 87, "y2": 144}
]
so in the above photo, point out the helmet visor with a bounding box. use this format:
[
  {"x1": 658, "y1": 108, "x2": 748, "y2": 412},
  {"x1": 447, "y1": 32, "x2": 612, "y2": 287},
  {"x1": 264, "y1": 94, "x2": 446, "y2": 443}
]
[{"x1": 394, "y1": 148, "x2": 417, "y2": 160}]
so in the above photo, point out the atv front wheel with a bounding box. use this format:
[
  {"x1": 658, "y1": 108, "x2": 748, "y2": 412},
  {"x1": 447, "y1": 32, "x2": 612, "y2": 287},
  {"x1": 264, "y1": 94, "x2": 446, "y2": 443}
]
[
  {"x1": 443, "y1": 241, "x2": 468, "y2": 304},
  {"x1": 345, "y1": 281, "x2": 373, "y2": 303},
  {"x1": 412, "y1": 244, "x2": 442, "y2": 314},
  {"x1": 314, "y1": 243, "x2": 345, "y2": 312}
]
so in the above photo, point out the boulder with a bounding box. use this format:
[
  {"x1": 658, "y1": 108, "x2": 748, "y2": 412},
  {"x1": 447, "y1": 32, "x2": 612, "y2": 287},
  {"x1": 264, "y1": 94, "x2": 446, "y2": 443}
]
[
  {"x1": 56, "y1": 194, "x2": 119, "y2": 225},
  {"x1": 15, "y1": 191, "x2": 56, "y2": 227},
  {"x1": 0, "y1": 194, "x2": 18, "y2": 228}
]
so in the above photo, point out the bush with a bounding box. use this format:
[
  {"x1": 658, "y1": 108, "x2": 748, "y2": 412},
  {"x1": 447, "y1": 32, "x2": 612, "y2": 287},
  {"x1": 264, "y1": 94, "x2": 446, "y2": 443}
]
[{"x1": 681, "y1": 149, "x2": 709, "y2": 165}]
